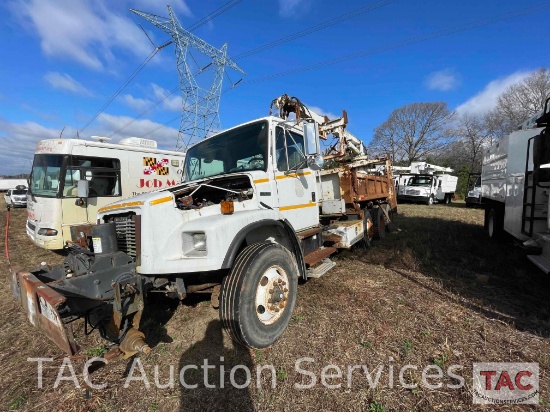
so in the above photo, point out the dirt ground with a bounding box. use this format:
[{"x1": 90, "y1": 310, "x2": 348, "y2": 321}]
[{"x1": 1, "y1": 200, "x2": 549, "y2": 411}]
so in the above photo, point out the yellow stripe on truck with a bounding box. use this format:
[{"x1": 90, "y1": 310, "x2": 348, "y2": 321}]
[
  {"x1": 98, "y1": 201, "x2": 144, "y2": 213},
  {"x1": 253, "y1": 178, "x2": 270, "y2": 184},
  {"x1": 150, "y1": 196, "x2": 173, "y2": 206},
  {"x1": 275, "y1": 171, "x2": 312, "y2": 180},
  {"x1": 279, "y1": 202, "x2": 317, "y2": 211}
]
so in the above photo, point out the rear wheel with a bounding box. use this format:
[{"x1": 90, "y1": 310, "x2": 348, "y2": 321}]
[
  {"x1": 371, "y1": 207, "x2": 386, "y2": 240},
  {"x1": 486, "y1": 207, "x2": 503, "y2": 239},
  {"x1": 383, "y1": 203, "x2": 394, "y2": 233},
  {"x1": 362, "y1": 208, "x2": 374, "y2": 247},
  {"x1": 220, "y1": 242, "x2": 298, "y2": 349},
  {"x1": 444, "y1": 194, "x2": 452, "y2": 204}
]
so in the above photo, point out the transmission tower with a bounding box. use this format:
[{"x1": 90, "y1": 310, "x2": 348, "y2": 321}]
[{"x1": 131, "y1": 6, "x2": 245, "y2": 151}]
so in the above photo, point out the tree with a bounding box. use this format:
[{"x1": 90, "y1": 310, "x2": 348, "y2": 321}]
[
  {"x1": 369, "y1": 102, "x2": 454, "y2": 164},
  {"x1": 450, "y1": 112, "x2": 494, "y2": 172},
  {"x1": 493, "y1": 68, "x2": 550, "y2": 134}
]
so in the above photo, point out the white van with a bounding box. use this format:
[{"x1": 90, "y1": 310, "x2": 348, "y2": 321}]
[{"x1": 27, "y1": 137, "x2": 185, "y2": 249}]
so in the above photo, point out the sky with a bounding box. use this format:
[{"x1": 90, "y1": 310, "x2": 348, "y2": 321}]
[{"x1": 0, "y1": 0, "x2": 549, "y2": 175}]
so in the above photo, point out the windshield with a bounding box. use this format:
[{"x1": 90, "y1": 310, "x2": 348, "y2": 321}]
[
  {"x1": 30, "y1": 154, "x2": 63, "y2": 197},
  {"x1": 409, "y1": 176, "x2": 432, "y2": 187},
  {"x1": 12, "y1": 190, "x2": 27, "y2": 195},
  {"x1": 184, "y1": 120, "x2": 268, "y2": 182},
  {"x1": 475, "y1": 176, "x2": 481, "y2": 187}
]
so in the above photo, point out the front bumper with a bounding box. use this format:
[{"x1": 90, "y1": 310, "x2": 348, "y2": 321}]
[
  {"x1": 10, "y1": 201, "x2": 27, "y2": 207},
  {"x1": 397, "y1": 195, "x2": 430, "y2": 203},
  {"x1": 10, "y1": 266, "x2": 78, "y2": 354},
  {"x1": 465, "y1": 196, "x2": 482, "y2": 205}
]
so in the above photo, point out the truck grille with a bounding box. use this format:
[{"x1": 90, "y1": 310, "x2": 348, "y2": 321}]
[
  {"x1": 113, "y1": 216, "x2": 137, "y2": 258},
  {"x1": 27, "y1": 221, "x2": 35, "y2": 231},
  {"x1": 406, "y1": 189, "x2": 420, "y2": 195}
]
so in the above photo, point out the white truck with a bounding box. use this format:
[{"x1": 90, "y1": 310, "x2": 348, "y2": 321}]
[
  {"x1": 481, "y1": 102, "x2": 550, "y2": 272},
  {"x1": 26, "y1": 137, "x2": 185, "y2": 250},
  {"x1": 4, "y1": 185, "x2": 28, "y2": 208},
  {"x1": 11, "y1": 95, "x2": 397, "y2": 356},
  {"x1": 397, "y1": 161, "x2": 457, "y2": 205},
  {"x1": 465, "y1": 173, "x2": 483, "y2": 208}
]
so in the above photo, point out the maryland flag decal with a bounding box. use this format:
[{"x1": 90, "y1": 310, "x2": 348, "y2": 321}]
[{"x1": 143, "y1": 157, "x2": 169, "y2": 175}]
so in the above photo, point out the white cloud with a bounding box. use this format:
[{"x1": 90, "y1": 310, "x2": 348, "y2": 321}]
[
  {"x1": 456, "y1": 70, "x2": 533, "y2": 114},
  {"x1": 151, "y1": 84, "x2": 182, "y2": 112},
  {"x1": 96, "y1": 113, "x2": 180, "y2": 150},
  {"x1": 121, "y1": 94, "x2": 153, "y2": 112},
  {"x1": 0, "y1": 114, "x2": 181, "y2": 175},
  {"x1": 44, "y1": 72, "x2": 93, "y2": 96},
  {"x1": 425, "y1": 69, "x2": 460, "y2": 92},
  {"x1": 307, "y1": 105, "x2": 339, "y2": 120},
  {"x1": 278, "y1": 0, "x2": 311, "y2": 18},
  {"x1": 15, "y1": 0, "x2": 192, "y2": 70}
]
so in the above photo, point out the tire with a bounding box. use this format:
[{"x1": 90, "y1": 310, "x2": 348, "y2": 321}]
[
  {"x1": 444, "y1": 194, "x2": 451, "y2": 205},
  {"x1": 426, "y1": 195, "x2": 434, "y2": 206},
  {"x1": 220, "y1": 242, "x2": 298, "y2": 349},
  {"x1": 382, "y1": 203, "x2": 394, "y2": 233},
  {"x1": 362, "y1": 208, "x2": 374, "y2": 247},
  {"x1": 486, "y1": 207, "x2": 503, "y2": 239},
  {"x1": 371, "y1": 207, "x2": 386, "y2": 240}
]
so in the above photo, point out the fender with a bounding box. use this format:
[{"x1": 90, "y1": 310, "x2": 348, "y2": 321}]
[{"x1": 222, "y1": 218, "x2": 307, "y2": 280}]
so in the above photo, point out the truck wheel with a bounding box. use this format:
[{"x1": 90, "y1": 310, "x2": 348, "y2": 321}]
[
  {"x1": 426, "y1": 195, "x2": 434, "y2": 206},
  {"x1": 444, "y1": 194, "x2": 452, "y2": 204},
  {"x1": 220, "y1": 242, "x2": 298, "y2": 349},
  {"x1": 362, "y1": 208, "x2": 374, "y2": 247},
  {"x1": 371, "y1": 207, "x2": 386, "y2": 240},
  {"x1": 486, "y1": 208, "x2": 502, "y2": 239},
  {"x1": 384, "y1": 204, "x2": 393, "y2": 233}
]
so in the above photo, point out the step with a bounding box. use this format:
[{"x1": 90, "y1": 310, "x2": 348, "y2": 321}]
[
  {"x1": 304, "y1": 247, "x2": 337, "y2": 266},
  {"x1": 527, "y1": 254, "x2": 550, "y2": 274},
  {"x1": 306, "y1": 258, "x2": 336, "y2": 279}
]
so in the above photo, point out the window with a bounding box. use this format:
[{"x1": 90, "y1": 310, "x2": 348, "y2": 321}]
[
  {"x1": 185, "y1": 121, "x2": 268, "y2": 181},
  {"x1": 30, "y1": 154, "x2": 64, "y2": 197},
  {"x1": 64, "y1": 156, "x2": 121, "y2": 198},
  {"x1": 275, "y1": 127, "x2": 306, "y2": 171}
]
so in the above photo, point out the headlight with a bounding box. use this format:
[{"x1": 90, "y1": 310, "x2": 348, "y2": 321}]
[
  {"x1": 38, "y1": 228, "x2": 58, "y2": 236},
  {"x1": 192, "y1": 233, "x2": 207, "y2": 251}
]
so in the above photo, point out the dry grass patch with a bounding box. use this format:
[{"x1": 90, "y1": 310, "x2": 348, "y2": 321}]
[{"x1": 1, "y1": 201, "x2": 549, "y2": 411}]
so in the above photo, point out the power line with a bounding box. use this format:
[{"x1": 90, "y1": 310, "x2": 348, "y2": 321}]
[
  {"x1": 187, "y1": 0, "x2": 245, "y2": 32},
  {"x1": 234, "y1": 0, "x2": 399, "y2": 60},
  {"x1": 244, "y1": 2, "x2": 550, "y2": 85},
  {"x1": 79, "y1": 48, "x2": 159, "y2": 134},
  {"x1": 139, "y1": 2, "x2": 550, "y2": 140},
  {"x1": 112, "y1": 1, "x2": 397, "y2": 138}
]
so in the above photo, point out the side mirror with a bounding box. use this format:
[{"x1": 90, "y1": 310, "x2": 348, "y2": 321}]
[
  {"x1": 77, "y1": 180, "x2": 89, "y2": 198},
  {"x1": 307, "y1": 154, "x2": 324, "y2": 171},
  {"x1": 303, "y1": 122, "x2": 319, "y2": 155}
]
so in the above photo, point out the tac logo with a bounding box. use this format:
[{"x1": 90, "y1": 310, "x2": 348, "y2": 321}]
[{"x1": 472, "y1": 362, "x2": 539, "y2": 404}]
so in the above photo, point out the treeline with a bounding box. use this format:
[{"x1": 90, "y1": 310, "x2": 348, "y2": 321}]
[{"x1": 368, "y1": 68, "x2": 550, "y2": 195}]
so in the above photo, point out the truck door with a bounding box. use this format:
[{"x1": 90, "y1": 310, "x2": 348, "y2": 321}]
[{"x1": 274, "y1": 126, "x2": 319, "y2": 231}]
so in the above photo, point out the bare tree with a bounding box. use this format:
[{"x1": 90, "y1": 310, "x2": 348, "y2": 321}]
[
  {"x1": 370, "y1": 102, "x2": 454, "y2": 164},
  {"x1": 494, "y1": 68, "x2": 550, "y2": 133},
  {"x1": 451, "y1": 112, "x2": 497, "y2": 172}
]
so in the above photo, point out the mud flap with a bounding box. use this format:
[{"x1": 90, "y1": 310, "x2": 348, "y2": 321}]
[{"x1": 12, "y1": 269, "x2": 78, "y2": 355}]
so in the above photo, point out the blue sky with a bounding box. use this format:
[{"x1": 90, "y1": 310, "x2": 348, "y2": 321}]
[{"x1": 0, "y1": 0, "x2": 549, "y2": 175}]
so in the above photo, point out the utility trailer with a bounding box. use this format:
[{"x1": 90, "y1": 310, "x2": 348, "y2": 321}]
[
  {"x1": 481, "y1": 101, "x2": 550, "y2": 272},
  {"x1": 10, "y1": 95, "x2": 396, "y2": 357}
]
